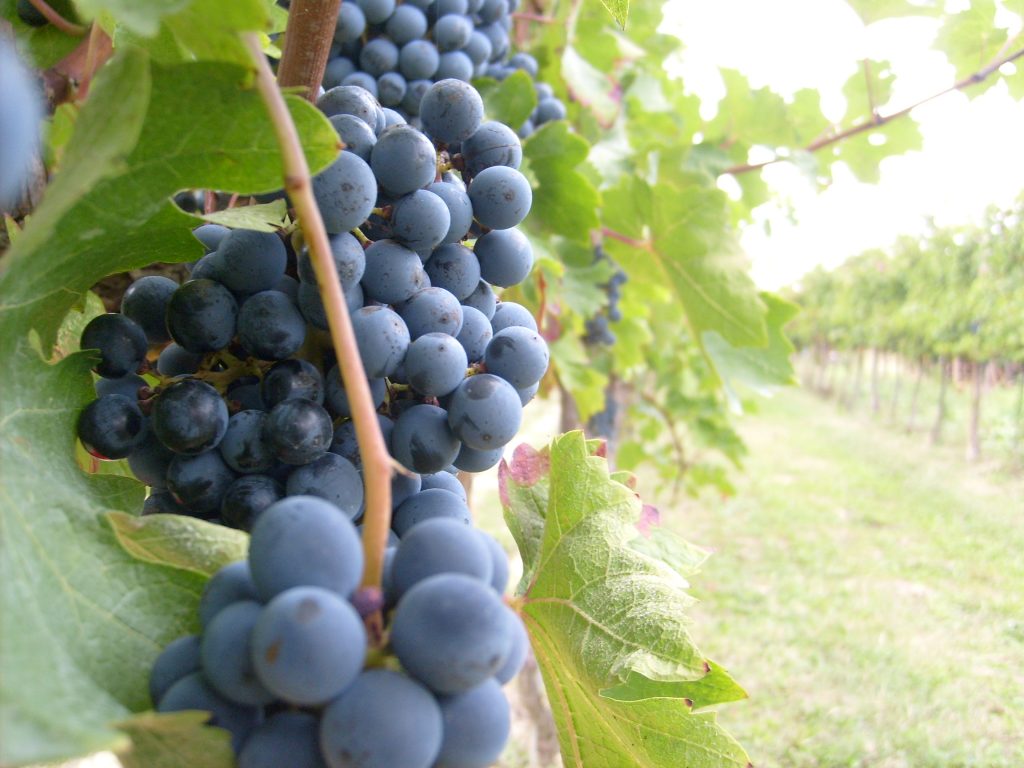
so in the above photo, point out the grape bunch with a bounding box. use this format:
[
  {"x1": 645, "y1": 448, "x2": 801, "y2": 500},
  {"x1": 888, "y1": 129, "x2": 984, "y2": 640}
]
[
  {"x1": 583, "y1": 243, "x2": 626, "y2": 347},
  {"x1": 76, "y1": 78, "x2": 548, "y2": 527},
  {"x1": 151, "y1": 494, "x2": 529, "y2": 767},
  {"x1": 321, "y1": 0, "x2": 566, "y2": 138}
]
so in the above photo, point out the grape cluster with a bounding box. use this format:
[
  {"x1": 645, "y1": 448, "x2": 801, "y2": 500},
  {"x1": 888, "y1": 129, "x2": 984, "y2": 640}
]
[
  {"x1": 76, "y1": 78, "x2": 548, "y2": 527},
  {"x1": 152, "y1": 494, "x2": 528, "y2": 767},
  {"x1": 321, "y1": 0, "x2": 566, "y2": 138},
  {"x1": 583, "y1": 243, "x2": 626, "y2": 347}
]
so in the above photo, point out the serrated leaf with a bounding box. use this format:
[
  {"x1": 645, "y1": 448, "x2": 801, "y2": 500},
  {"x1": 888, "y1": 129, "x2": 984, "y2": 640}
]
[
  {"x1": 833, "y1": 115, "x2": 923, "y2": 183},
  {"x1": 708, "y1": 69, "x2": 794, "y2": 148},
  {"x1": 200, "y1": 200, "x2": 290, "y2": 232},
  {"x1": 502, "y1": 433, "x2": 748, "y2": 767},
  {"x1": 523, "y1": 121, "x2": 600, "y2": 241},
  {"x1": 108, "y1": 513, "x2": 248, "y2": 577},
  {"x1": 0, "y1": 48, "x2": 336, "y2": 768},
  {"x1": 478, "y1": 69, "x2": 538, "y2": 128},
  {"x1": 0, "y1": 49, "x2": 339, "y2": 352},
  {"x1": 595, "y1": 0, "x2": 629, "y2": 27},
  {"x1": 703, "y1": 292, "x2": 798, "y2": 410},
  {"x1": 842, "y1": 58, "x2": 897, "y2": 122},
  {"x1": 933, "y1": 0, "x2": 1009, "y2": 97},
  {"x1": 116, "y1": 712, "x2": 234, "y2": 768},
  {"x1": 603, "y1": 175, "x2": 768, "y2": 350}
]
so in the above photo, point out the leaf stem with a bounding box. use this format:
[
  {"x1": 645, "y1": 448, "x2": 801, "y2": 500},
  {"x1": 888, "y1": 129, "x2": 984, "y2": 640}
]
[
  {"x1": 25, "y1": 0, "x2": 87, "y2": 35},
  {"x1": 725, "y1": 45, "x2": 1024, "y2": 176},
  {"x1": 243, "y1": 33, "x2": 393, "y2": 640},
  {"x1": 276, "y1": 0, "x2": 342, "y2": 101}
]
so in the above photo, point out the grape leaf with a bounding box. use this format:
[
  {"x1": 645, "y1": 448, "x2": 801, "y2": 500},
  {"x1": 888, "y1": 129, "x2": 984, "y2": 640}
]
[
  {"x1": 844, "y1": 0, "x2": 941, "y2": 24},
  {"x1": 477, "y1": 69, "x2": 538, "y2": 129},
  {"x1": 116, "y1": 712, "x2": 234, "y2": 768},
  {"x1": 75, "y1": 0, "x2": 192, "y2": 36},
  {"x1": 595, "y1": 0, "x2": 629, "y2": 28},
  {"x1": 500, "y1": 434, "x2": 748, "y2": 767},
  {"x1": 522, "y1": 121, "x2": 600, "y2": 242},
  {"x1": 108, "y1": 513, "x2": 248, "y2": 577},
  {"x1": 199, "y1": 200, "x2": 290, "y2": 232},
  {"x1": 0, "y1": 48, "x2": 336, "y2": 768},
  {"x1": 933, "y1": 0, "x2": 1009, "y2": 98}
]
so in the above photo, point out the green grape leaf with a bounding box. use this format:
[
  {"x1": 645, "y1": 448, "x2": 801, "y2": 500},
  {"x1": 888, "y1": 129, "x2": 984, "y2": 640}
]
[
  {"x1": 522, "y1": 121, "x2": 600, "y2": 242},
  {"x1": 200, "y1": 200, "x2": 290, "y2": 232},
  {"x1": 108, "y1": 513, "x2": 248, "y2": 577},
  {"x1": 933, "y1": 0, "x2": 1009, "y2": 97},
  {"x1": 595, "y1": 0, "x2": 629, "y2": 28},
  {"x1": 602, "y1": 174, "x2": 768, "y2": 350},
  {"x1": 832, "y1": 116, "x2": 923, "y2": 183},
  {"x1": 562, "y1": 45, "x2": 619, "y2": 125},
  {"x1": 844, "y1": 0, "x2": 940, "y2": 24},
  {"x1": 500, "y1": 434, "x2": 749, "y2": 767},
  {"x1": 841, "y1": 58, "x2": 897, "y2": 121},
  {"x1": 708, "y1": 68, "x2": 794, "y2": 148},
  {"x1": 703, "y1": 292, "x2": 799, "y2": 409},
  {"x1": 0, "y1": 48, "x2": 339, "y2": 352},
  {"x1": 478, "y1": 69, "x2": 538, "y2": 128},
  {"x1": 549, "y1": 333, "x2": 609, "y2": 422},
  {"x1": 0, "y1": 48, "x2": 336, "y2": 768},
  {"x1": 74, "y1": 0, "x2": 190, "y2": 36},
  {"x1": 116, "y1": 712, "x2": 234, "y2": 768}
]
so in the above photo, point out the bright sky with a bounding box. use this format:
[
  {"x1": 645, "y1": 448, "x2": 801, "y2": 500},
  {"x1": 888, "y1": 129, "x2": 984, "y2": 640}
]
[{"x1": 661, "y1": 0, "x2": 1024, "y2": 290}]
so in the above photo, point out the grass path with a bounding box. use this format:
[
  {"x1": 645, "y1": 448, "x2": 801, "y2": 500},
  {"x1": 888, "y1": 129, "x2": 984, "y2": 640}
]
[{"x1": 676, "y1": 388, "x2": 1024, "y2": 768}]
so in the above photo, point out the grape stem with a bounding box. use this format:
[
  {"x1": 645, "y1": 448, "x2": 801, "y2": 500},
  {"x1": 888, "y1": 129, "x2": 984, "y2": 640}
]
[
  {"x1": 243, "y1": 33, "x2": 394, "y2": 641},
  {"x1": 276, "y1": 0, "x2": 342, "y2": 101},
  {"x1": 25, "y1": 0, "x2": 87, "y2": 35}
]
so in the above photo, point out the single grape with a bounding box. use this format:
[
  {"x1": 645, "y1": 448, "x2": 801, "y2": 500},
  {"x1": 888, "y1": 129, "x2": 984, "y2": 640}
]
[
  {"x1": 494, "y1": 607, "x2": 528, "y2": 684},
  {"x1": 398, "y1": 287, "x2": 463, "y2": 339},
  {"x1": 455, "y1": 304, "x2": 493, "y2": 363},
  {"x1": 157, "y1": 672, "x2": 261, "y2": 753},
  {"x1": 149, "y1": 635, "x2": 201, "y2": 706},
  {"x1": 516, "y1": 381, "x2": 539, "y2": 406},
  {"x1": 319, "y1": 670, "x2": 443, "y2": 768},
  {"x1": 237, "y1": 290, "x2": 306, "y2": 361},
  {"x1": 357, "y1": 0, "x2": 395, "y2": 24},
  {"x1": 382, "y1": 107, "x2": 406, "y2": 127},
  {"x1": 453, "y1": 443, "x2": 504, "y2": 472},
  {"x1": 435, "y1": 51, "x2": 474, "y2": 82},
  {"x1": 477, "y1": 0, "x2": 506, "y2": 24},
  {"x1": 220, "y1": 474, "x2": 283, "y2": 531},
  {"x1": 433, "y1": 14, "x2": 473, "y2": 52},
  {"x1": 399, "y1": 40, "x2": 440, "y2": 81},
  {"x1": 391, "y1": 518, "x2": 492, "y2": 598},
  {"x1": 370, "y1": 125, "x2": 437, "y2": 197},
  {"x1": 285, "y1": 453, "x2": 364, "y2": 520},
  {"x1": 420, "y1": 470, "x2": 467, "y2": 502},
  {"x1": 121, "y1": 276, "x2": 178, "y2": 344},
  {"x1": 95, "y1": 372, "x2": 147, "y2": 401},
  {"x1": 400, "y1": 78, "x2": 433, "y2": 116},
  {"x1": 447, "y1": 373, "x2": 522, "y2": 450},
  {"x1": 352, "y1": 305, "x2": 410, "y2": 378},
  {"x1": 189, "y1": 251, "x2": 226, "y2": 282},
  {"x1": 151, "y1": 378, "x2": 229, "y2": 455},
  {"x1": 156, "y1": 343, "x2": 203, "y2": 377},
  {"x1": 219, "y1": 410, "x2": 275, "y2": 473},
  {"x1": 343, "y1": 72, "x2": 379, "y2": 99},
  {"x1": 490, "y1": 300, "x2": 537, "y2": 333},
  {"x1": 313, "y1": 151, "x2": 378, "y2": 234},
  {"x1": 201, "y1": 600, "x2": 275, "y2": 705},
  {"x1": 80, "y1": 314, "x2": 148, "y2": 379},
  {"x1": 403, "y1": 333, "x2": 468, "y2": 397},
  {"x1": 330, "y1": 414, "x2": 394, "y2": 468},
  {"x1": 391, "y1": 404, "x2": 462, "y2": 474},
  {"x1": 77, "y1": 394, "x2": 144, "y2": 460},
  {"x1": 198, "y1": 561, "x2": 260, "y2": 628},
  {"x1": 216, "y1": 229, "x2": 287, "y2": 293},
  {"x1": 361, "y1": 239, "x2": 429, "y2": 304},
  {"x1": 462, "y1": 279, "x2": 496, "y2": 319},
  {"x1": 127, "y1": 421, "x2": 175, "y2": 487},
  {"x1": 468, "y1": 165, "x2": 532, "y2": 230},
  {"x1": 461, "y1": 120, "x2": 522, "y2": 177},
  {"x1": 474, "y1": 227, "x2": 533, "y2": 287},
  {"x1": 426, "y1": 181, "x2": 473, "y2": 244},
  {"x1": 261, "y1": 359, "x2": 325, "y2": 409},
  {"x1": 484, "y1": 325, "x2": 550, "y2": 388},
  {"x1": 324, "y1": 366, "x2": 386, "y2": 419},
  {"x1": 391, "y1": 488, "x2": 470, "y2": 536},
  {"x1": 239, "y1": 711, "x2": 326, "y2": 768},
  {"x1": 264, "y1": 399, "x2": 333, "y2": 465},
  {"x1": 317, "y1": 84, "x2": 378, "y2": 126},
  {"x1": 251, "y1": 586, "x2": 366, "y2": 705},
  {"x1": 376, "y1": 71, "x2": 408, "y2": 107},
  {"x1": 478, "y1": 20, "x2": 509, "y2": 60},
  {"x1": 390, "y1": 573, "x2": 512, "y2": 693},
  {"x1": 392, "y1": 470, "x2": 423, "y2": 510},
  {"x1": 248, "y1": 495, "x2": 364, "y2": 600},
  {"x1": 385, "y1": 4, "x2": 428, "y2": 44},
  {"x1": 534, "y1": 96, "x2": 567, "y2": 124},
  {"x1": 390, "y1": 190, "x2": 452, "y2": 253},
  {"x1": 420, "y1": 79, "x2": 483, "y2": 144},
  {"x1": 463, "y1": 31, "x2": 494, "y2": 66},
  {"x1": 166, "y1": 279, "x2": 238, "y2": 353},
  {"x1": 334, "y1": 2, "x2": 365, "y2": 43},
  {"x1": 434, "y1": 679, "x2": 511, "y2": 767},
  {"x1": 425, "y1": 243, "x2": 480, "y2": 300},
  {"x1": 323, "y1": 56, "x2": 357, "y2": 89},
  {"x1": 359, "y1": 37, "x2": 400, "y2": 77},
  {"x1": 329, "y1": 113, "x2": 377, "y2": 162},
  {"x1": 167, "y1": 451, "x2": 237, "y2": 516}
]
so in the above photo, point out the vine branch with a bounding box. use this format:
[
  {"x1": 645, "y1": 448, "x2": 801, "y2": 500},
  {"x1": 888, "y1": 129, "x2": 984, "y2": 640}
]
[
  {"x1": 725, "y1": 45, "x2": 1024, "y2": 176},
  {"x1": 25, "y1": 0, "x2": 87, "y2": 35},
  {"x1": 243, "y1": 33, "x2": 393, "y2": 640},
  {"x1": 276, "y1": 0, "x2": 341, "y2": 101}
]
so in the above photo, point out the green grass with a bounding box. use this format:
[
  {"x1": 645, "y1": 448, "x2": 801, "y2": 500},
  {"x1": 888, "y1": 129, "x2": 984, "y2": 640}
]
[{"x1": 678, "y1": 388, "x2": 1024, "y2": 768}]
